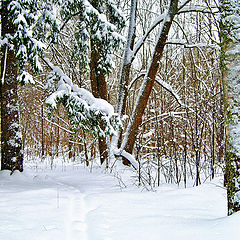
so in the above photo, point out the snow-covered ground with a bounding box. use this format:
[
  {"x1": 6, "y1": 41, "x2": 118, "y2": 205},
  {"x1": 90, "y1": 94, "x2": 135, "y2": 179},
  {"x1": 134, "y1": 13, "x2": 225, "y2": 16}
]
[{"x1": 0, "y1": 160, "x2": 239, "y2": 240}]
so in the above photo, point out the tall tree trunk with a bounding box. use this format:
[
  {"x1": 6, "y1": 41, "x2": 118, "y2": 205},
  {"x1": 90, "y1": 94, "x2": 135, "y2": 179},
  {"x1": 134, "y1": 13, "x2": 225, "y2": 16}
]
[
  {"x1": 121, "y1": 0, "x2": 179, "y2": 154},
  {"x1": 222, "y1": 41, "x2": 240, "y2": 215},
  {"x1": 41, "y1": 102, "x2": 44, "y2": 159},
  {"x1": 115, "y1": 0, "x2": 137, "y2": 148},
  {"x1": 220, "y1": 0, "x2": 240, "y2": 215},
  {"x1": 117, "y1": 0, "x2": 137, "y2": 116},
  {"x1": 1, "y1": 0, "x2": 23, "y2": 172},
  {"x1": 90, "y1": 40, "x2": 108, "y2": 165}
]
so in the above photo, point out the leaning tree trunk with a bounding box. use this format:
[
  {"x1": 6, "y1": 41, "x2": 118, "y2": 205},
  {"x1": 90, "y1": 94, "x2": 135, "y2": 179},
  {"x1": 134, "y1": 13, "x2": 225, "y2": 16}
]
[
  {"x1": 1, "y1": 0, "x2": 23, "y2": 172},
  {"x1": 121, "y1": 0, "x2": 179, "y2": 154}
]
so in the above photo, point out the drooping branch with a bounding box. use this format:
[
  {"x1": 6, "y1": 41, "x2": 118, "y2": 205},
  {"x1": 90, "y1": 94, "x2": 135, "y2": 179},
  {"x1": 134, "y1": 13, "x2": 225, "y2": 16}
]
[
  {"x1": 127, "y1": 71, "x2": 183, "y2": 107},
  {"x1": 155, "y1": 77, "x2": 183, "y2": 106},
  {"x1": 132, "y1": 13, "x2": 166, "y2": 60}
]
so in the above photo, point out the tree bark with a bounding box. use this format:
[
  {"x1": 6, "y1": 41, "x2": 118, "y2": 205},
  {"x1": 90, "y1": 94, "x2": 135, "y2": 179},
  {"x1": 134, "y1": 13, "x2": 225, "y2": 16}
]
[
  {"x1": 220, "y1": 0, "x2": 240, "y2": 215},
  {"x1": 1, "y1": 0, "x2": 23, "y2": 172},
  {"x1": 90, "y1": 40, "x2": 108, "y2": 165},
  {"x1": 223, "y1": 41, "x2": 240, "y2": 215}
]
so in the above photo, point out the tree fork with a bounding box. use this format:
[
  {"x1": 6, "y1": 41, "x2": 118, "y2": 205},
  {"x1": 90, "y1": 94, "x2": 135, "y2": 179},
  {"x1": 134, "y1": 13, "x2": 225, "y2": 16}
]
[{"x1": 121, "y1": 0, "x2": 179, "y2": 154}]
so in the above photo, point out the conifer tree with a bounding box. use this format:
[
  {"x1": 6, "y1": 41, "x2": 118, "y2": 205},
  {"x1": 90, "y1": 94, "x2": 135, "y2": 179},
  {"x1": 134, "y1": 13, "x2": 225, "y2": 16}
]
[
  {"x1": 0, "y1": 0, "x2": 59, "y2": 172},
  {"x1": 0, "y1": 0, "x2": 122, "y2": 171},
  {"x1": 56, "y1": 0, "x2": 125, "y2": 164}
]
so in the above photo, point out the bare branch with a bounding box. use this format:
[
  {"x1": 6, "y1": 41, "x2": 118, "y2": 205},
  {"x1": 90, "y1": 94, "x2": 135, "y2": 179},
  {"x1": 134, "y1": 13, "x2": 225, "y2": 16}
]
[
  {"x1": 155, "y1": 76, "x2": 183, "y2": 107},
  {"x1": 132, "y1": 13, "x2": 166, "y2": 60}
]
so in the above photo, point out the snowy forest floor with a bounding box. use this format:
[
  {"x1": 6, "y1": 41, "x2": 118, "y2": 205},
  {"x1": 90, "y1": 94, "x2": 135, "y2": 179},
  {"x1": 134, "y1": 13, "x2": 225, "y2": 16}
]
[{"x1": 0, "y1": 159, "x2": 239, "y2": 240}]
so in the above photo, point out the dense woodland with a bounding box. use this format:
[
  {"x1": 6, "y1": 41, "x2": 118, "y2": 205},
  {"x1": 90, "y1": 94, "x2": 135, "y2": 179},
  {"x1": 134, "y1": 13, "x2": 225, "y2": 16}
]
[{"x1": 1, "y1": 0, "x2": 240, "y2": 215}]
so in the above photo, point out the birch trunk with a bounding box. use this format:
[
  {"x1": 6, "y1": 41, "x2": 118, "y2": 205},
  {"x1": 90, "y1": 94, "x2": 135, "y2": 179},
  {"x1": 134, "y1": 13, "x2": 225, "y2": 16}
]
[{"x1": 220, "y1": 0, "x2": 240, "y2": 215}]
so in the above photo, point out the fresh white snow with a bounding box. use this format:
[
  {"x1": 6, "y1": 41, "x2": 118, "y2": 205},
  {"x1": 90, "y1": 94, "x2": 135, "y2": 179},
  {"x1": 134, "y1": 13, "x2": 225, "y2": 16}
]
[{"x1": 0, "y1": 160, "x2": 239, "y2": 240}]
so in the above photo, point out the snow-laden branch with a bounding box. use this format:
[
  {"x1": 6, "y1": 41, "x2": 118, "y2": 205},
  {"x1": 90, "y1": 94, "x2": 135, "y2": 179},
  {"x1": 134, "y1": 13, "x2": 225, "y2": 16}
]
[
  {"x1": 132, "y1": 13, "x2": 166, "y2": 62},
  {"x1": 43, "y1": 58, "x2": 114, "y2": 116},
  {"x1": 127, "y1": 71, "x2": 147, "y2": 90},
  {"x1": 127, "y1": 71, "x2": 183, "y2": 107},
  {"x1": 178, "y1": 0, "x2": 192, "y2": 11},
  {"x1": 43, "y1": 58, "x2": 121, "y2": 137},
  {"x1": 155, "y1": 77, "x2": 183, "y2": 107},
  {"x1": 178, "y1": 5, "x2": 219, "y2": 14},
  {"x1": 141, "y1": 111, "x2": 190, "y2": 126},
  {"x1": 113, "y1": 148, "x2": 138, "y2": 170}
]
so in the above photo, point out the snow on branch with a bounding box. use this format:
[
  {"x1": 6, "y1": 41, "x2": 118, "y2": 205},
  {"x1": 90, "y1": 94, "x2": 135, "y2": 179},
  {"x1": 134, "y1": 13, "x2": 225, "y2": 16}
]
[
  {"x1": 127, "y1": 71, "x2": 147, "y2": 91},
  {"x1": 127, "y1": 71, "x2": 185, "y2": 109},
  {"x1": 132, "y1": 13, "x2": 166, "y2": 61},
  {"x1": 113, "y1": 149, "x2": 138, "y2": 170},
  {"x1": 155, "y1": 76, "x2": 183, "y2": 106},
  {"x1": 43, "y1": 58, "x2": 121, "y2": 137},
  {"x1": 178, "y1": 5, "x2": 219, "y2": 14},
  {"x1": 178, "y1": 0, "x2": 192, "y2": 11},
  {"x1": 141, "y1": 111, "x2": 190, "y2": 126}
]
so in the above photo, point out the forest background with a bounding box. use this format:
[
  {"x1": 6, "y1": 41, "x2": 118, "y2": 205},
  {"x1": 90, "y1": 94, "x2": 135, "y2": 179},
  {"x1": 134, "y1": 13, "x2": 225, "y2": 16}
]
[{"x1": 1, "y1": 0, "x2": 240, "y2": 215}]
